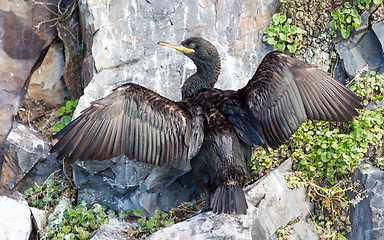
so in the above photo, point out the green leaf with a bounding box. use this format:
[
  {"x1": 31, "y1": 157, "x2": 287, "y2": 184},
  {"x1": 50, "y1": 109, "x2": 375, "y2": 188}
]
[
  {"x1": 267, "y1": 38, "x2": 277, "y2": 45},
  {"x1": 373, "y1": 0, "x2": 381, "y2": 5},
  {"x1": 276, "y1": 43, "x2": 285, "y2": 51},
  {"x1": 134, "y1": 210, "x2": 142, "y2": 217},
  {"x1": 340, "y1": 28, "x2": 350, "y2": 39},
  {"x1": 62, "y1": 225, "x2": 71, "y2": 233},
  {"x1": 354, "y1": 16, "x2": 361, "y2": 25},
  {"x1": 329, "y1": 20, "x2": 336, "y2": 30},
  {"x1": 346, "y1": 16, "x2": 352, "y2": 23},
  {"x1": 287, "y1": 44, "x2": 296, "y2": 53}
]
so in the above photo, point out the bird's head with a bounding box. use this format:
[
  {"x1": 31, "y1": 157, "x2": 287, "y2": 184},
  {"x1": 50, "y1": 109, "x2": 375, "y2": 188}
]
[{"x1": 158, "y1": 37, "x2": 219, "y2": 68}]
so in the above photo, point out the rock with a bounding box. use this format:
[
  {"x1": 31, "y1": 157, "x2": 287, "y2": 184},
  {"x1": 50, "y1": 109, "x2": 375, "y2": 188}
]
[
  {"x1": 73, "y1": 0, "x2": 277, "y2": 216},
  {"x1": 335, "y1": 17, "x2": 384, "y2": 84},
  {"x1": 0, "y1": 0, "x2": 60, "y2": 148},
  {"x1": 0, "y1": 196, "x2": 32, "y2": 240},
  {"x1": 149, "y1": 159, "x2": 317, "y2": 239},
  {"x1": 73, "y1": 158, "x2": 203, "y2": 216},
  {"x1": 372, "y1": 21, "x2": 384, "y2": 55},
  {"x1": 356, "y1": 11, "x2": 370, "y2": 33},
  {"x1": 57, "y1": 1, "x2": 83, "y2": 99},
  {"x1": 91, "y1": 217, "x2": 136, "y2": 240},
  {"x1": 335, "y1": 29, "x2": 383, "y2": 79},
  {"x1": 28, "y1": 40, "x2": 69, "y2": 108},
  {"x1": 348, "y1": 162, "x2": 384, "y2": 240},
  {"x1": 30, "y1": 207, "x2": 48, "y2": 230},
  {"x1": 0, "y1": 122, "x2": 56, "y2": 194},
  {"x1": 290, "y1": 221, "x2": 319, "y2": 240},
  {"x1": 366, "y1": 100, "x2": 384, "y2": 112},
  {"x1": 249, "y1": 159, "x2": 315, "y2": 240}
]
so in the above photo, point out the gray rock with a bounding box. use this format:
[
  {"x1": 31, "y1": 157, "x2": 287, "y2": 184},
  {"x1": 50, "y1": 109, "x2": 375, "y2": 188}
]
[
  {"x1": 27, "y1": 40, "x2": 69, "y2": 108},
  {"x1": 30, "y1": 207, "x2": 48, "y2": 230},
  {"x1": 0, "y1": 0, "x2": 59, "y2": 148},
  {"x1": 348, "y1": 162, "x2": 384, "y2": 240},
  {"x1": 372, "y1": 21, "x2": 384, "y2": 55},
  {"x1": 74, "y1": 0, "x2": 277, "y2": 216},
  {"x1": 148, "y1": 159, "x2": 317, "y2": 240},
  {"x1": 0, "y1": 123, "x2": 53, "y2": 193},
  {"x1": 249, "y1": 159, "x2": 314, "y2": 240},
  {"x1": 290, "y1": 221, "x2": 319, "y2": 240},
  {"x1": 91, "y1": 217, "x2": 136, "y2": 240},
  {"x1": 335, "y1": 29, "x2": 383, "y2": 79},
  {"x1": 356, "y1": 11, "x2": 370, "y2": 33},
  {"x1": 0, "y1": 196, "x2": 32, "y2": 240}
]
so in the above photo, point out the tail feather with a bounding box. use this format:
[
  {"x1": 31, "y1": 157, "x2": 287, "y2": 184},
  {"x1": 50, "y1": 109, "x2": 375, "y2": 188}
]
[{"x1": 211, "y1": 184, "x2": 247, "y2": 214}]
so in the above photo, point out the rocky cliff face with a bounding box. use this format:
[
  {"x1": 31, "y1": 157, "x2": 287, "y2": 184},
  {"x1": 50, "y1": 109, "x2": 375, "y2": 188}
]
[{"x1": 0, "y1": 0, "x2": 60, "y2": 149}]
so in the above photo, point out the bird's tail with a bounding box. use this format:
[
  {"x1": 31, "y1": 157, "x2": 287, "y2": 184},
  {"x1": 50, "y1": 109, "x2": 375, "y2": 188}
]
[{"x1": 210, "y1": 184, "x2": 248, "y2": 214}]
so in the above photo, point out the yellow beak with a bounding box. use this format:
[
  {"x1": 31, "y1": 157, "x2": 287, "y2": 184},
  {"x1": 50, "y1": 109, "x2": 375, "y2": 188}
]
[{"x1": 158, "y1": 41, "x2": 195, "y2": 54}]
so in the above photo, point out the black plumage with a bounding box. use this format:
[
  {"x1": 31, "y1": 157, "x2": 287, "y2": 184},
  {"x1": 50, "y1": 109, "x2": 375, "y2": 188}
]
[{"x1": 51, "y1": 37, "x2": 362, "y2": 214}]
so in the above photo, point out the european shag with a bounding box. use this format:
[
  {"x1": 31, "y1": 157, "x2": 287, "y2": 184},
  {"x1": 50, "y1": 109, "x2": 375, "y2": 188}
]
[{"x1": 51, "y1": 37, "x2": 362, "y2": 214}]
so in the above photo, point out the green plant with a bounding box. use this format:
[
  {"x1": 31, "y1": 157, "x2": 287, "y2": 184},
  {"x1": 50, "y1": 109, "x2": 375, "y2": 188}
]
[
  {"x1": 355, "y1": 0, "x2": 382, "y2": 10},
  {"x1": 53, "y1": 99, "x2": 78, "y2": 133},
  {"x1": 263, "y1": 13, "x2": 304, "y2": 53},
  {"x1": 41, "y1": 202, "x2": 110, "y2": 240},
  {"x1": 276, "y1": 225, "x2": 291, "y2": 240},
  {"x1": 133, "y1": 209, "x2": 175, "y2": 235},
  {"x1": 58, "y1": 100, "x2": 79, "y2": 117},
  {"x1": 330, "y1": 3, "x2": 361, "y2": 39},
  {"x1": 309, "y1": 213, "x2": 348, "y2": 240},
  {"x1": 350, "y1": 71, "x2": 384, "y2": 105},
  {"x1": 375, "y1": 157, "x2": 384, "y2": 170},
  {"x1": 251, "y1": 147, "x2": 285, "y2": 176},
  {"x1": 24, "y1": 173, "x2": 71, "y2": 210}
]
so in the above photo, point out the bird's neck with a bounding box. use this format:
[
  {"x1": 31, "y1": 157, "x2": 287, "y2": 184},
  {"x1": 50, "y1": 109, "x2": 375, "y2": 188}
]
[{"x1": 182, "y1": 59, "x2": 221, "y2": 99}]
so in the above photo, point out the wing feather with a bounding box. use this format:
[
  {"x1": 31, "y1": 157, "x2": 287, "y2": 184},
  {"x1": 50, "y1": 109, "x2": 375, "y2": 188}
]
[
  {"x1": 51, "y1": 83, "x2": 205, "y2": 168},
  {"x1": 239, "y1": 51, "x2": 362, "y2": 149}
]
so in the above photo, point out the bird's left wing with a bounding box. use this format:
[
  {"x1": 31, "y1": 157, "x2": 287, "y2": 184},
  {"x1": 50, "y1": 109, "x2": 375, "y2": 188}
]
[
  {"x1": 238, "y1": 51, "x2": 362, "y2": 149},
  {"x1": 51, "y1": 83, "x2": 205, "y2": 169}
]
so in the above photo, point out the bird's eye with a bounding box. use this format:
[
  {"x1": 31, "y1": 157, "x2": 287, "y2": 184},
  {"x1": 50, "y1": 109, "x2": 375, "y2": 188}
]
[{"x1": 189, "y1": 43, "x2": 195, "y2": 49}]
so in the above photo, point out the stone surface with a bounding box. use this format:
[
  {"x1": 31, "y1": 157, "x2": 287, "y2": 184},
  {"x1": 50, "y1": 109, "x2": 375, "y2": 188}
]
[
  {"x1": 73, "y1": 157, "x2": 203, "y2": 216},
  {"x1": 335, "y1": 18, "x2": 384, "y2": 84},
  {"x1": 91, "y1": 217, "x2": 136, "y2": 240},
  {"x1": 149, "y1": 159, "x2": 317, "y2": 239},
  {"x1": 74, "y1": 0, "x2": 277, "y2": 216},
  {"x1": 28, "y1": 40, "x2": 69, "y2": 108},
  {"x1": 249, "y1": 159, "x2": 314, "y2": 240},
  {"x1": 372, "y1": 21, "x2": 384, "y2": 54},
  {"x1": 348, "y1": 162, "x2": 384, "y2": 240},
  {"x1": 0, "y1": 196, "x2": 32, "y2": 240},
  {"x1": 335, "y1": 28, "x2": 383, "y2": 78},
  {"x1": 0, "y1": 122, "x2": 53, "y2": 193},
  {"x1": 290, "y1": 221, "x2": 320, "y2": 240},
  {"x1": 30, "y1": 207, "x2": 48, "y2": 230},
  {"x1": 0, "y1": 0, "x2": 59, "y2": 149}
]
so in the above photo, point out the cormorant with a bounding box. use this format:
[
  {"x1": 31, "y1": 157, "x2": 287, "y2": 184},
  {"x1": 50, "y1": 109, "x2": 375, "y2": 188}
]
[{"x1": 51, "y1": 37, "x2": 362, "y2": 214}]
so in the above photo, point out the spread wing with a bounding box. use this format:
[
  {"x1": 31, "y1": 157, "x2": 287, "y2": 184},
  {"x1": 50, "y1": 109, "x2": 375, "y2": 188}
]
[
  {"x1": 51, "y1": 83, "x2": 205, "y2": 168},
  {"x1": 238, "y1": 51, "x2": 362, "y2": 149}
]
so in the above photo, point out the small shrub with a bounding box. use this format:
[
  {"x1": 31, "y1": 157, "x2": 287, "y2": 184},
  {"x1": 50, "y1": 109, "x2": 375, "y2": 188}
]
[
  {"x1": 263, "y1": 13, "x2": 304, "y2": 53},
  {"x1": 41, "y1": 202, "x2": 110, "y2": 240},
  {"x1": 355, "y1": 0, "x2": 382, "y2": 10},
  {"x1": 133, "y1": 209, "x2": 175, "y2": 235},
  {"x1": 53, "y1": 99, "x2": 78, "y2": 133},
  {"x1": 350, "y1": 71, "x2": 384, "y2": 106},
  {"x1": 330, "y1": 2, "x2": 361, "y2": 39},
  {"x1": 24, "y1": 174, "x2": 72, "y2": 210}
]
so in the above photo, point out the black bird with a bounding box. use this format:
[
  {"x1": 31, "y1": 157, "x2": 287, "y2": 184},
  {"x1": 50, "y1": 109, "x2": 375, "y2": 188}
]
[{"x1": 51, "y1": 37, "x2": 362, "y2": 214}]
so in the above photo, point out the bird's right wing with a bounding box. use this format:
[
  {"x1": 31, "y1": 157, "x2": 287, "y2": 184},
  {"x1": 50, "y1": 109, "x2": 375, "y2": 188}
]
[{"x1": 51, "y1": 83, "x2": 205, "y2": 169}]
